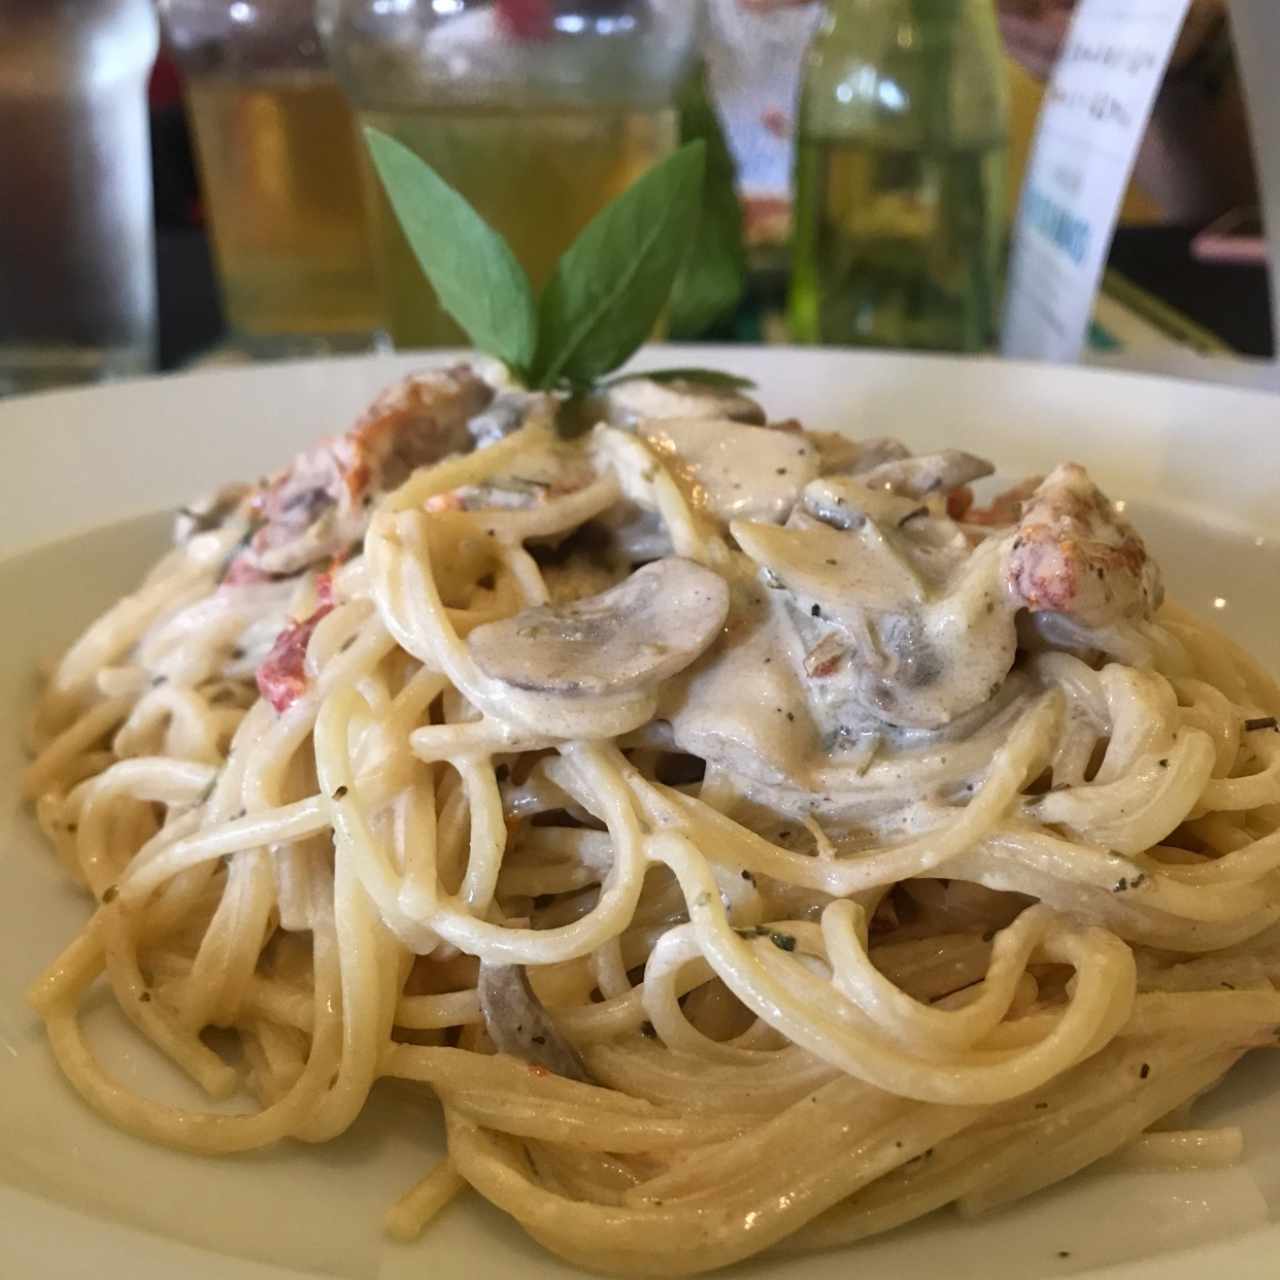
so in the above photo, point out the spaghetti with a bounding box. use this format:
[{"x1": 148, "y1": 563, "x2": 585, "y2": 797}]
[{"x1": 23, "y1": 364, "x2": 1280, "y2": 1274}]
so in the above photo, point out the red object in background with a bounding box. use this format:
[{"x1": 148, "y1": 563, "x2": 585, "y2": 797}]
[
  {"x1": 149, "y1": 50, "x2": 183, "y2": 108},
  {"x1": 495, "y1": 0, "x2": 555, "y2": 39}
]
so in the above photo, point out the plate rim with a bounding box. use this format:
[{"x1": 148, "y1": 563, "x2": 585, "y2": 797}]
[{"x1": 3, "y1": 345, "x2": 1279, "y2": 1279}]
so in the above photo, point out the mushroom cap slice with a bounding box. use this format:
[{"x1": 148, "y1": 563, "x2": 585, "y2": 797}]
[
  {"x1": 598, "y1": 377, "x2": 766, "y2": 428},
  {"x1": 478, "y1": 963, "x2": 593, "y2": 1083},
  {"x1": 639, "y1": 417, "x2": 820, "y2": 525},
  {"x1": 859, "y1": 450, "x2": 994, "y2": 499},
  {"x1": 468, "y1": 558, "x2": 730, "y2": 697},
  {"x1": 732, "y1": 516, "x2": 925, "y2": 615}
]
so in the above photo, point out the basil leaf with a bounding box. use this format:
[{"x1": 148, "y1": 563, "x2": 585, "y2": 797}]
[
  {"x1": 669, "y1": 70, "x2": 747, "y2": 339},
  {"x1": 364, "y1": 127, "x2": 537, "y2": 377},
  {"x1": 531, "y1": 141, "x2": 708, "y2": 390},
  {"x1": 603, "y1": 368, "x2": 756, "y2": 391}
]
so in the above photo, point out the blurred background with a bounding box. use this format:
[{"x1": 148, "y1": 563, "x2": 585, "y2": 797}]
[{"x1": 0, "y1": 0, "x2": 1272, "y2": 397}]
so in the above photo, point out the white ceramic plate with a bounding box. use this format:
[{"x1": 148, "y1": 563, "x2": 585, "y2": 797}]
[{"x1": 2, "y1": 347, "x2": 1279, "y2": 1280}]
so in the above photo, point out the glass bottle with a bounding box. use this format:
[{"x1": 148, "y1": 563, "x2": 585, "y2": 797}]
[
  {"x1": 159, "y1": 0, "x2": 381, "y2": 355},
  {"x1": 318, "y1": 0, "x2": 699, "y2": 349},
  {"x1": 788, "y1": 0, "x2": 1010, "y2": 353},
  {"x1": 0, "y1": 0, "x2": 159, "y2": 395}
]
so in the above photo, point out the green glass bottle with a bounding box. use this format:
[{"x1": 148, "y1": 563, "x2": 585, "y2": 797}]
[{"x1": 788, "y1": 0, "x2": 1010, "y2": 352}]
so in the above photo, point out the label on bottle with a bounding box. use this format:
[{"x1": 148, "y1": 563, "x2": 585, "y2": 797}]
[{"x1": 1001, "y1": 0, "x2": 1193, "y2": 362}]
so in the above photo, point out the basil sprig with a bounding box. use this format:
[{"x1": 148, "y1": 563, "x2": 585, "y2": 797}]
[{"x1": 364, "y1": 128, "x2": 752, "y2": 402}]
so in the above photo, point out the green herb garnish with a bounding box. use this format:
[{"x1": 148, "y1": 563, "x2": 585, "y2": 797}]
[
  {"x1": 531, "y1": 141, "x2": 707, "y2": 390},
  {"x1": 364, "y1": 128, "x2": 751, "y2": 413},
  {"x1": 364, "y1": 130, "x2": 537, "y2": 376}
]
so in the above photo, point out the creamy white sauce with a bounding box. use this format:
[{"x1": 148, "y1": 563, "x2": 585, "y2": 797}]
[
  {"x1": 661, "y1": 583, "x2": 818, "y2": 786},
  {"x1": 640, "y1": 419, "x2": 819, "y2": 525}
]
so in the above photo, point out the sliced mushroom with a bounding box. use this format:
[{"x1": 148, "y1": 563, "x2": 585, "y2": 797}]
[
  {"x1": 807, "y1": 432, "x2": 911, "y2": 477},
  {"x1": 597, "y1": 377, "x2": 765, "y2": 428},
  {"x1": 640, "y1": 418, "x2": 820, "y2": 525},
  {"x1": 802, "y1": 476, "x2": 924, "y2": 531},
  {"x1": 468, "y1": 558, "x2": 730, "y2": 697},
  {"x1": 478, "y1": 963, "x2": 592, "y2": 1083},
  {"x1": 860, "y1": 450, "x2": 994, "y2": 499},
  {"x1": 732, "y1": 516, "x2": 925, "y2": 616}
]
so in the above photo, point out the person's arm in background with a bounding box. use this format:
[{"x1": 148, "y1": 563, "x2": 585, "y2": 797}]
[{"x1": 999, "y1": 0, "x2": 1258, "y2": 225}]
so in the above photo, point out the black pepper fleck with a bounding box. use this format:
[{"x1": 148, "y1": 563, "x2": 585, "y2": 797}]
[
  {"x1": 1139, "y1": 1063, "x2": 1150, "y2": 1079},
  {"x1": 102, "y1": 885, "x2": 119, "y2": 904},
  {"x1": 332, "y1": 785, "x2": 349, "y2": 801}
]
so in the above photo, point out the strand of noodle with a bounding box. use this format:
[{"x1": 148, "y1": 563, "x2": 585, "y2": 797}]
[
  {"x1": 438, "y1": 1086, "x2": 750, "y2": 1152},
  {"x1": 822, "y1": 900, "x2": 1057, "y2": 1054},
  {"x1": 648, "y1": 830, "x2": 1136, "y2": 1104},
  {"x1": 443, "y1": 1099, "x2": 975, "y2": 1276},
  {"x1": 243, "y1": 977, "x2": 315, "y2": 1032},
  {"x1": 593, "y1": 425, "x2": 722, "y2": 569},
  {"x1": 584, "y1": 1040, "x2": 837, "y2": 1114},
  {"x1": 98, "y1": 903, "x2": 238, "y2": 1096},
  {"x1": 384, "y1": 1159, "x2": 468, "y2": 1243},
  {"x1": 272, "y1": 837, "x2": 326, "y2": 932},
  {"x1": 23, "y1": 698, "x2": 133, "y2": 801},
  {"x1": 244, "y1": 1018, "x2": 308, "y2": 1104},
  {"x1": 120, "y1": 798, "x2": 329, "y2": 902},
  {"x1": 179, "y1": 848, "x2": 276, "y2": 1028},
  {"x1": 592, "y1": 936, "x2": 632, "y2": 1000},
  {"x1": 500, "y1": 543, "x2": 551, "y2": 606},
  {"x1": 395, "y1": 990, "x2": 480, "y2": 1030},
  {"x1": 383, "y1": 418, "x2": 555, "y2": 513},
  {"x1": 46, "y1": 556, "x2": 218, "y2": 705},
  {"x1": 317, "y1": 686, "x2": 449, "y2": 952},
  {"x1": 1173, "y1": 676, "x2": 1241, "y2": 775},
  {"x1": 37, "y1": 889, "x2": 344, "y2": 1151},
  {"x1": 975, "y1": 827, "x2": 1279, "y2": 921},
  {"x1": 1034, "y1": 730, "x2": 1216, "y2": 854},
  {"x1": 456, "y1": 756, "x2": 507, "y2": 912},
  {"x1": 292, "y1": 854, "x2": 399, "y2": 1143},
  {"x1": 70, "y1": 758, "x2": 215, "y2": 896},
  {"x1": 1110, "y1": 1127, "x2": 1244, "y2": 1169},
  {"x1": 383, "y1": 744, "x2": 650, "y2": 965},
  {"x1": 620, "y1": 694, "x2": 1059, "y2": 896},
  {"x1": 789, "y1": 1032, "x2": 1239, "y2": 1251},
  {"x1": 958, "y1": 1049, "x2": 1243, "y2": 1214}
]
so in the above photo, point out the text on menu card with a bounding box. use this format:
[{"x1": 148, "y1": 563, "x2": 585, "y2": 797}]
[{"x1": 1001, "y1": 0, "x2": 1193, "y2": 362}]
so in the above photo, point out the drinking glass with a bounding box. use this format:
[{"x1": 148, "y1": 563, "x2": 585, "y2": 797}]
[
  {"x1": 319, "y1": 0, "x2": 699, "y2": 349},
  {"x1": 0, "y1": 0, "x2": 159, "y2": 395},
  {"x1": 159, "y1": 0, "x2": 382, "y2": 356}
]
